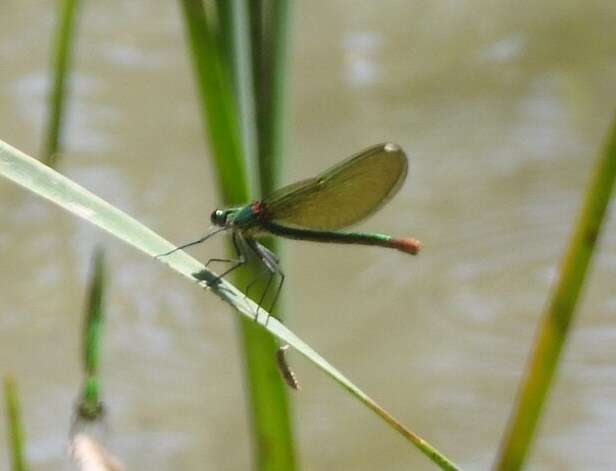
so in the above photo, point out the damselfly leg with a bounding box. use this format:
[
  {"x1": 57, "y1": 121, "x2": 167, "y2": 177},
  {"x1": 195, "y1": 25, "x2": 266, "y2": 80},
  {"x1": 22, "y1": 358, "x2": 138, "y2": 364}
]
[
  {"x1": 158, "y1": 228, "x2": 284, "y2": 320},
  {"x1": 157, "y1": 226, "x2": 227, "y2": 257},
  {"x1": 204, "y1": 232, "x2": 247, "y2": 284},
  {"x1": 241, "y1": 238, "x2": 284, "y2": 322}
]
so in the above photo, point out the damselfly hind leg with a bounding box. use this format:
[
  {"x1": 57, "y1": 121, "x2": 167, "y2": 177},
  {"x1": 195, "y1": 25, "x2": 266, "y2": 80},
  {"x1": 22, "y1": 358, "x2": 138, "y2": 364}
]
[{"x1": 246, "y1": 239, "x2": 285, "y2": 324}]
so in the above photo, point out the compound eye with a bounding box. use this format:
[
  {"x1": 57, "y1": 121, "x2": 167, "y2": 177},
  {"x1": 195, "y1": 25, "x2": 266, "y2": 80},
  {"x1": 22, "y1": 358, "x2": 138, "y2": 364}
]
[{"x1": 210, "y1": 209, "x2": 224, "y2": 226}]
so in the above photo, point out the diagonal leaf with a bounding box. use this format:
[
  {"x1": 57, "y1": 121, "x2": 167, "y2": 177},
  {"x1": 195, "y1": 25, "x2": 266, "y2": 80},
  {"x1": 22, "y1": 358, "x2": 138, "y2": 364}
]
[{"x1": 0, "y1": 139, "x2": 460, "y2": 470}]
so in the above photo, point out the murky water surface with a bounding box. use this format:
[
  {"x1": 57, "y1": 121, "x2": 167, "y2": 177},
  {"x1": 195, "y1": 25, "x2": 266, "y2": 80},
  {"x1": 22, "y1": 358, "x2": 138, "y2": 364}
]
[{"x1": 1, "y1": 1, "x2": 615, "y2": 469}]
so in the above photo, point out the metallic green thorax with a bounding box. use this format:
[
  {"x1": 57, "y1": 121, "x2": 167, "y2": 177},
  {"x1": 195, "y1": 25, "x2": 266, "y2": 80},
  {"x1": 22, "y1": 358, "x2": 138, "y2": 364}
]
[{"x1": 231, "y1": 204, "x2": 261, "y2": 227}]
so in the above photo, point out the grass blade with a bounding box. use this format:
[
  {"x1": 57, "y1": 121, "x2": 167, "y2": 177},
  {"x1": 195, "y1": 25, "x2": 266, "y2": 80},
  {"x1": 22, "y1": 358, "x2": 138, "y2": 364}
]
[
  {"x1": 179, "y1": 2, "x2": 296, "y2": 468},
  {"x1": 215, "y1": 0, "x2": 259, "y2": 185},
  {"x1": 178, "y1": 0, "x2": 250, "y2": 204},
  {"x1": 4, "y1": 376, "x2": 28, "y2": 471},
  {"x1": 243, "y1": 3, "x2": 298, "y2": 467},
  {"x1": 42, "y1": 0, "x2": 82, "y2": 167},
  {"x1": 253, "y1": 0, "x2": 291, "y2": 197},
  {"x1": 495, "y1": 114, "x2": 616, "y2": 470},
  {"x1": 1, "y1": 138, "x2": 460, "y2": 470}
]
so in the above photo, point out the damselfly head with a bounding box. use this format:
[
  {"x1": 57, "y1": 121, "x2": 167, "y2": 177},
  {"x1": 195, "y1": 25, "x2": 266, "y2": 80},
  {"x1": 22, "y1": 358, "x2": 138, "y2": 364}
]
[{"x1": 210, "y1": 209, "x2": 229, "y2": 227}]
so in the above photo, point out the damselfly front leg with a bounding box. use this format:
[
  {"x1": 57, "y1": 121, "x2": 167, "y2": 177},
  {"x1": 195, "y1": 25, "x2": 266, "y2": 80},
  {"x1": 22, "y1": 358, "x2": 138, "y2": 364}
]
[
  {"x1": 205, "y1": 232, "x2": 247, "y2": 285},
  {"x1": 157, "y1": 226, "x2": 228, "y2": 258}
]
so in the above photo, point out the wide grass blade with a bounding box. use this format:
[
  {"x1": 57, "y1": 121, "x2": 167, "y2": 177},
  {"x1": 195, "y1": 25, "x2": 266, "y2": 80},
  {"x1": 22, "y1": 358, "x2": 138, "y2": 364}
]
[
  {"x1": 42, "y1": 0, "x2": 82, "y2": 167},
  {"x1": 495, "y1": 114, "x2": 616, "y2": 470},
  {"x1": 3, "y1": 376, "x2": 28, "y2": 471},
  {"x1": 1, "y1": 138, "x2": 460, "y2": 470}
]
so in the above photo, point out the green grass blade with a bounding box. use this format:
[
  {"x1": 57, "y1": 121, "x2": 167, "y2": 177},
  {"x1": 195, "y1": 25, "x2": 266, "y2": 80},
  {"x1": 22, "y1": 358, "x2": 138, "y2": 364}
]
[
  {"x1": 76, "y1": 248, "x2": 106, "y2": 421},
  {"x1": 178, "y1": 0, "x2": 250, "y2": 205},
  {"x1": 227, "y1": 2, "x2": 298, "y2": 469},
  {"x1": 4, "y1": 376, "x2": 28, "y2": 471},
  {"x1": 495, "y1": 114, "x2": 616, "y2": 470},
  {"x1": 235, "y1": 317, "x2": 296, "y2": 471},
  {"x1": 1, "y1": 138, "x2": 460, "y2": 471},
  {"x1": 180, "y1": 2, "x2": 296, "y2": 469},
  {"x1": 245, "y1": 3, "x2": 297, "y2": 467},
  {"x1": 248, "y1": 0, "x2": 291, "y2": 323},
  {"x1": 254, "y1": 0, "x2": 291, "y2": 198},
  {"x1": 214, "y1": 0, "x2": 235, "y2": 71},
  {"x1": 42, "y1": 0, "x2": 82, "y2": 168},
  {"x1": 215, "y1": 0, "x2": 259, "y2": 187}
]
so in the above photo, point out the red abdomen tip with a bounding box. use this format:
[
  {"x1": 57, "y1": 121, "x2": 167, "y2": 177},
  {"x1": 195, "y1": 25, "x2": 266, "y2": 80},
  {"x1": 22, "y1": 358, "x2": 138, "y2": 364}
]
[{"x1": 391, "y1": 237, "x2": 422, "y2": 255}]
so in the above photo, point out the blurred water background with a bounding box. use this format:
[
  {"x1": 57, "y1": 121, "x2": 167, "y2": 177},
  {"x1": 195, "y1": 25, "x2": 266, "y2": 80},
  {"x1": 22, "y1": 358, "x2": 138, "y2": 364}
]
[{"x1": 1, "y1": 1, "x2": 615, "y2": 469}]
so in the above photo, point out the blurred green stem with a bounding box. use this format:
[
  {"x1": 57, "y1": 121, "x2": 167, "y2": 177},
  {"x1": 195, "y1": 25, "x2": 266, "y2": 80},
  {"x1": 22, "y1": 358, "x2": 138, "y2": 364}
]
[
  {"x1": 495, "y1": 114, "x2": 616, "y2": 470},
  {"x1": 43, "y1": 0, "x2": 82, "y2": 167},
  {"x1": 216, "y1": 0, "x2": 259, "y2": 189},
  {"x1": 4, "y1": 376, "x2": 28, "y2": 471},
  {"x1": 243, "y1": 2, "x2": 297, "y2": 468},
  {"x1": 83, "y1": 248, "x2": 105, "y2": 379},
  {"x1": 179, "y1": 0, "x2": 250, "y2": 204},
  {"x1": 253, "y1": 0, "x2": 291, "y2": 197},
  {"x1": 179, "y1": 1, "x2": 296, "y2": 469},
  {"x1": 77, "y1": 248, "x2": 106, "y2": 421}
]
